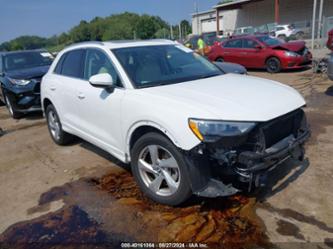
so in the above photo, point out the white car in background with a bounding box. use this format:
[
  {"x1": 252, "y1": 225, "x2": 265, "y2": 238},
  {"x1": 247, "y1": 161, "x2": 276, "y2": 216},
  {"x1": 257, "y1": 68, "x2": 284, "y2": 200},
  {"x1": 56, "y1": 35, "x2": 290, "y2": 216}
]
[
  {"x1": 274, "y1": 24, "x2": 307, "y2": 40},
  {"x1": 41, "y1": 40, "x2": 310, "y2": 205}
]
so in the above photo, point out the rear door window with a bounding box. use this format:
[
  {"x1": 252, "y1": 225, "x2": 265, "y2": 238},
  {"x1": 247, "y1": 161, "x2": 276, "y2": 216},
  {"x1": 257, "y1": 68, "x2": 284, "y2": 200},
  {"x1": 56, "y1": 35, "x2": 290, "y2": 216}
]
[
  {"x1": 223, "y1": 39, "x2": 243, "y2": 48},
  {"x1": 243, "y1": 39, "x2": 259, "y2": 49},
  {"x1": 60, "y1": 49, "x2": 85, "y2": 79}
]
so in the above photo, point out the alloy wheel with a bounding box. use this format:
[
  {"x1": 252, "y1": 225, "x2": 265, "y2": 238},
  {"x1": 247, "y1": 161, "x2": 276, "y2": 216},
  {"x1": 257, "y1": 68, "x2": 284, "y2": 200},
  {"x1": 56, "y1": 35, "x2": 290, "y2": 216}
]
[
  {"x1": 5, "y1": 96, "x2": 14, "y2": 116},
  {"x1": 48, "y1": 110, "x2": 61, "y2": 141},
  {"x1": 138, "y1": 145, "x2": 180, "y2": 197}
]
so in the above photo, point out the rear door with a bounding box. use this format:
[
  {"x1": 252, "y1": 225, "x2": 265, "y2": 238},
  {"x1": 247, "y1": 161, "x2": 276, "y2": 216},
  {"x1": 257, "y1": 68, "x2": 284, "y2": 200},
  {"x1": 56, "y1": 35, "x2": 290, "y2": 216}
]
[
  {"x1": 221, "y1": 39, "x2": 243, "y2": 64},
  {"x1": 241, "y1": 38, "x2": 266, "y2": 68},
  {"x1": 51, "y1": 49, "x2": 86, "y2": 128}
]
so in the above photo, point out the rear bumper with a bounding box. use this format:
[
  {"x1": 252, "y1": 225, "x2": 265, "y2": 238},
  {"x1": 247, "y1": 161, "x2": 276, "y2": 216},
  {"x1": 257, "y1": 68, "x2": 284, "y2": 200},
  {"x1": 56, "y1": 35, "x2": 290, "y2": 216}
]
[{"x1": 184, "y1": 110, "x2": 310, "y2": 198}]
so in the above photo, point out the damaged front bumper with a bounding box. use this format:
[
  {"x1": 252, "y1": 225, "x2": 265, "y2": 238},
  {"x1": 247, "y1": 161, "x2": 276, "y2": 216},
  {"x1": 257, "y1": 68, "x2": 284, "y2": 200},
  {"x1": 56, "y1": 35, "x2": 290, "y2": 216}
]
[{"x1": 184, "y1": 109, "x2": 310, "y2": 198}]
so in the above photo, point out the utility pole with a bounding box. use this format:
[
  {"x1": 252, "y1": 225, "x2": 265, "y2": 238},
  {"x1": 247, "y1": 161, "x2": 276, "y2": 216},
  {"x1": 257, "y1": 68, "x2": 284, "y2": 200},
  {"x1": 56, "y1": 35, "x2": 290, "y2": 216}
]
[
  {"x1": 195, "y1": 1, "x2": 199, "y2": 35},
  {"x1": 311, "y1": 0, "x2": 318, "y2": 50},
  {"x1": 179, "y1": 23, "x2": 182, "y2": 41},
  {"x1": 317, "y1": 0, "x2": 324, "y2": 41},
  {"x1": 170, "y1": 25, "x2": 174, "y2": 40}
]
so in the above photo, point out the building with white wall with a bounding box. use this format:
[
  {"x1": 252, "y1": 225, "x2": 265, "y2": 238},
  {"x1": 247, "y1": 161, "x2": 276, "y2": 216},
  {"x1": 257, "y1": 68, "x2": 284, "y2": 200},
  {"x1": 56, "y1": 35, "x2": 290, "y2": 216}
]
[{"x1": 192, "y1": 0, "x2": 333, "y2": 37}]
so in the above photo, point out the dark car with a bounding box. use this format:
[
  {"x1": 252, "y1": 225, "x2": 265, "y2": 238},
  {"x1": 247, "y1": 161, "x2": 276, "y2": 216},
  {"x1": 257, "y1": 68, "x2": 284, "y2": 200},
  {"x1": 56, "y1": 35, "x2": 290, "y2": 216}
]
[
  {"x1": 0, "y1": 50, "x2": 53, "y2": 118},
  {"x1": 207, "y1": 35, "x2": 312, "y2": 73}
]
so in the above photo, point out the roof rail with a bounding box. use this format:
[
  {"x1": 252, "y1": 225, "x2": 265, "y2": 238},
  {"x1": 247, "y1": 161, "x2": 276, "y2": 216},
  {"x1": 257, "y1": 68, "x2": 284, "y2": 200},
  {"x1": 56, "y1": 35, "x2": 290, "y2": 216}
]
[{"x1": 66, "y1": 41, "x2": 105, "y2": 48}]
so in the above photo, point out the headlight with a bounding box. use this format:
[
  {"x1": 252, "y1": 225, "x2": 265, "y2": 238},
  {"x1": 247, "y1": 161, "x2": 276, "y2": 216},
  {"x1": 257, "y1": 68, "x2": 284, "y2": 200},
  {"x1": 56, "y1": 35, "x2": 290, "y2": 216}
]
[
  {"x1": 284, "y1": 51, "x2": 299, "y2": 57},
  {"x1": 9, "y1": 78, "x2": 31, "y2": 86},
  {"x1": 189, "y1": 118, "x2": 256, "y2": 142}
]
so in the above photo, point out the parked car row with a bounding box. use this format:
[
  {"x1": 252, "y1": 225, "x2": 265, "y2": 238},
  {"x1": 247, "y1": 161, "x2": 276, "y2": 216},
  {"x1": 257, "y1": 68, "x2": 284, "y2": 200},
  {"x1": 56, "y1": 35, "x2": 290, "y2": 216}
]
[
  {"x1": 207, "y1": 34, "x2": 312, "y2": 73},
  {"x1": 234, "y1": 21, "x2": 311, "y2": 41},
  {"x1": 0, "y1": 40, "x2": 311, "y2": 206}
]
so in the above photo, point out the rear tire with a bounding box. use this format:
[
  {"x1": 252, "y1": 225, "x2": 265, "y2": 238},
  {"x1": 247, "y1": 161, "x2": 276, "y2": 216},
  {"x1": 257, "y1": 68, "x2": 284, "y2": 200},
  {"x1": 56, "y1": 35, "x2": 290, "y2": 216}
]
[
  {"x1": 278, "y1": 34, "x2": 287, "y2": 41},
  {"x1": 266, "y1": 57, "x2": 281, "y2": 73},
  {"x1": 131, "y1": 132, "x2": 192, "y2": 206},
  {"x1": 216, "y1": 57, "x2": 224, "y2": 63},
  {"x1": 46, "y1": 104, "x2": 74, "y2": 145},
  {"x1": 4, "y1": 94, "x2": 22, "y2": 119}
]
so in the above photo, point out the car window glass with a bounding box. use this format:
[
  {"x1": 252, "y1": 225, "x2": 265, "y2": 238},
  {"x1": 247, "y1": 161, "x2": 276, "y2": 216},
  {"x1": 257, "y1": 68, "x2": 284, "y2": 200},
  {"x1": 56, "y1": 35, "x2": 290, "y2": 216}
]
[
  {"x1": 84, "y1": 49, "x2": 122, "y2": 87},
  {"x1": 61, "y1": 50, "x2": 85, "y2": 78},
  {"x1": 276, "y1": 27, "x2": 285, "y2": 31},
  {"x1": 113, "y1": 45, "x2": 221, "y2": 88},
  {"x1": 224, "y1": 39, "x2": 242, "y2": 48},
  {"x1": 243, "y1": 39, "x2": 259, "y2": 49},
  {"x1": 54, "y1": 54, "x2": 66, "y2": 74},
  {"x1": 3, "y1": 52, "x2": 53, "y2": 71}
]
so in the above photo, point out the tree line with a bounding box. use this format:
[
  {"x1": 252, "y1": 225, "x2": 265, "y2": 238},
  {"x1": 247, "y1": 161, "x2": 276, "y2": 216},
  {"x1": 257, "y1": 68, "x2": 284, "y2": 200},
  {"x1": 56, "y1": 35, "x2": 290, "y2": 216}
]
[{"x1": 0, "y1": 12, "x2": 191, "y2": 52}]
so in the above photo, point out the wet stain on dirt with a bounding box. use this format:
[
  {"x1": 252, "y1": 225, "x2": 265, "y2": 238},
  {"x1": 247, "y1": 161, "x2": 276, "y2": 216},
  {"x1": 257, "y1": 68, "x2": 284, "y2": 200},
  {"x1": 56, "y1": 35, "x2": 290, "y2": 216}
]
[
  {"x1": 0, "y1": 171, "x2": 270, "y2": 249},
  {"x1": 259, "y1": 202, "x2": 333, "y2": 234},
  {"x1": 276, "y1": 219, "x2": 305, "y2": 241},
  {"x1": 0, "y1": 206, "x2": 106, "y2": 248}
]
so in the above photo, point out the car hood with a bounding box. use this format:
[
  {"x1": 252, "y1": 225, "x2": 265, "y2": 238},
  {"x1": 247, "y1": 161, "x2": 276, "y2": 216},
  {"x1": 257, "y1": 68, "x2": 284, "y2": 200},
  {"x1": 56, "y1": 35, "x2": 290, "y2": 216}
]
[
  {"x1": 140, "y1": 74, "x2": 306, "y2": 122},
  {"x1": 5, "y1": 65, "x2": 50, "y2": 80},
  {"x1": 271, "y1": 41, "x2": 305, "y2": 52}
]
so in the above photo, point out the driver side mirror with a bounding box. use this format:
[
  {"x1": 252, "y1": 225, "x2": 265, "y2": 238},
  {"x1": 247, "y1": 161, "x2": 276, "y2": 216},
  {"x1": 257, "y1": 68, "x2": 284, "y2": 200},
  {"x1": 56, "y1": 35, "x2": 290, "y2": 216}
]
[{"x1": 89, "y1": 73, "x2": 114, "y2": 88}]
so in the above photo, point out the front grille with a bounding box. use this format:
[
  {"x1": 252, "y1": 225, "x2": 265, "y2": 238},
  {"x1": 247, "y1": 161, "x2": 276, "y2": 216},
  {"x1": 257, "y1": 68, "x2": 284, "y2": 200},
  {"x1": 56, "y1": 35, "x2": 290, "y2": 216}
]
[{"x1": 261, "y1": 109, "x2": 304, "y2": 148}]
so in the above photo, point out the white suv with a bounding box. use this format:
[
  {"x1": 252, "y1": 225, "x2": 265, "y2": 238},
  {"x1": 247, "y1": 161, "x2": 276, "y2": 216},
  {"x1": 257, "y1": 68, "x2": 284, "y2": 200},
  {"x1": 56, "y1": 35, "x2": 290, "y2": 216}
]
[{"x1": 41, "y1": 40, "x2": 310, "y2": 205}]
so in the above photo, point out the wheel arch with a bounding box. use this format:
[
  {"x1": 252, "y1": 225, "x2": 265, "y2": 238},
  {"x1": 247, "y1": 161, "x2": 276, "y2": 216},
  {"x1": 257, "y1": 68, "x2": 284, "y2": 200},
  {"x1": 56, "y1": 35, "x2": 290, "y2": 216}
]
[
  {"x1": 43, "y1": 98, "x2": 53, "y2": 112},
  {"x1": 126, "y1": 121, "x2": 181, "y2": 160}
]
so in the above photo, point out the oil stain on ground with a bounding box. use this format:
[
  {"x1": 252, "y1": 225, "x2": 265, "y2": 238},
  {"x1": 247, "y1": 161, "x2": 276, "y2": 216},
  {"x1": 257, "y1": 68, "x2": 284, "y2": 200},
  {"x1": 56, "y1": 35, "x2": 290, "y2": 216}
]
[{"x1": 0, "y1": 171, "x2": 269, "y2": 249}]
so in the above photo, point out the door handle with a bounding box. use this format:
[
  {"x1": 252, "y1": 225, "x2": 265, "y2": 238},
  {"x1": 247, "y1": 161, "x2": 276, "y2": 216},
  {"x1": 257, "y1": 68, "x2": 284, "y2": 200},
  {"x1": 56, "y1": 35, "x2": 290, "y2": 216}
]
[
  {"x1": 50, "y1": 86, "x2": 56, "y2": 91},
  {"x1": 78, "y1": 93, "x2": 85, "y2": 100}
]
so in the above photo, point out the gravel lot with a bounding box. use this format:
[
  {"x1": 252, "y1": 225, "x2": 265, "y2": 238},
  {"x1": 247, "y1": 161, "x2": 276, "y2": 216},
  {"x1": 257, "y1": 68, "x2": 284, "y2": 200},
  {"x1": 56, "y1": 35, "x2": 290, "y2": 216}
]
[{"x1": 0, "y1": 68, "x2": 333, "y2": 249}]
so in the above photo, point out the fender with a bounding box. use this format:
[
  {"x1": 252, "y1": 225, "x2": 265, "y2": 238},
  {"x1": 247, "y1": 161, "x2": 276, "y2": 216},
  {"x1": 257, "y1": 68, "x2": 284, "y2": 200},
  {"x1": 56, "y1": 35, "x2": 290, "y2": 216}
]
[{"x1": 125, "y1": 120, "x2": 182, "y2": 161}]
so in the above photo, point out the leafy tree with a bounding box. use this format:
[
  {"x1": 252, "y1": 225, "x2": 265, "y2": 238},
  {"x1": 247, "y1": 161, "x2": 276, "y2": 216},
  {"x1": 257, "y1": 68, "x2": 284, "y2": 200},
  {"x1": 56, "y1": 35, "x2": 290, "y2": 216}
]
[
  {"x1": 0, "y1": 12, "x2": 193, "y2": 52},
  {"x1": 70, "y1": 20, "x2": 91, "y2": 42}
]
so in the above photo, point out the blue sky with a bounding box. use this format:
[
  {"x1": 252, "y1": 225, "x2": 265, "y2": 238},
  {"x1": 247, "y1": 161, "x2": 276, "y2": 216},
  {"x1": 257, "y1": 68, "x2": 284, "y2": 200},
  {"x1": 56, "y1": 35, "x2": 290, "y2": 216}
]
[{"x1": 0, "y1": 0, "x2": 218, "y2": 43}]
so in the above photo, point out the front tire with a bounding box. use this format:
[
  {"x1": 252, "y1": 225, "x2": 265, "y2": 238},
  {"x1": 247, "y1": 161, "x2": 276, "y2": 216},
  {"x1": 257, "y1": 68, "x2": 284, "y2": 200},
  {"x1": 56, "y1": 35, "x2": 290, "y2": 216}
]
[
  {"x1": 46, "y1": 104, "x2": 74, "y2": 145},
  {"x1": 131, "y1": 132, "x2": 192, "y2": 206},
  {"x1": 4, "y1": 94, "x2": 22, "y2": 119},
  {"x1": 266, "y1": 57, "x2": 281, "y2": 73}
]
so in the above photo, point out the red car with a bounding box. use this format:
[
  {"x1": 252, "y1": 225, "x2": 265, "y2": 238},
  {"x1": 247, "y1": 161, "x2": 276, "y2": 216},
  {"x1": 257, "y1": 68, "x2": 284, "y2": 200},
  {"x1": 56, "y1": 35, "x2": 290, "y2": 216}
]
[
  {"x1": 327, "y1": 29, "x2": 333, "y2": 51},
  {"x1": 207, "y1": 35, "x2": 312, "y2": 73}
]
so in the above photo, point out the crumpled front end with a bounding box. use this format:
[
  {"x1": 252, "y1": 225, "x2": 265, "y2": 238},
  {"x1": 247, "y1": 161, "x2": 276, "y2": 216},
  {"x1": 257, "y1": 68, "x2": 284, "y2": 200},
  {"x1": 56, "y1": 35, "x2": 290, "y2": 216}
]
[{"x1": 184, "y1": 108, "x2": 310, "y2": 198}]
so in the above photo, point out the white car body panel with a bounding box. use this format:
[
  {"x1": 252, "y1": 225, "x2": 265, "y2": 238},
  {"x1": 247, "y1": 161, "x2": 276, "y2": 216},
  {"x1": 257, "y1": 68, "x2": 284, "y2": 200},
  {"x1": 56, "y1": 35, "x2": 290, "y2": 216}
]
[{"x1": 41, "y1": 40, "x2": 306, "y2": 163}]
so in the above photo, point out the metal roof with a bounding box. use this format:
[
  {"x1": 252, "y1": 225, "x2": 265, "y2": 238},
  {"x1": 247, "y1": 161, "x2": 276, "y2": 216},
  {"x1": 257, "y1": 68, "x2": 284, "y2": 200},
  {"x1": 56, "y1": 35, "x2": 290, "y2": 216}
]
[{"x1": 213, "y1": 0, "x2": 253, "y2": 9}]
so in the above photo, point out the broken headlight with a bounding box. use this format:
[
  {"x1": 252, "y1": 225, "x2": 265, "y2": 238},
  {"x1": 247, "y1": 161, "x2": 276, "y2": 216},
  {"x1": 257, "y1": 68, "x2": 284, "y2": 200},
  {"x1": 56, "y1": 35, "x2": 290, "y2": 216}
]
[{"x1": 189, "y1": 118, "x2": 256, "y2": 142}]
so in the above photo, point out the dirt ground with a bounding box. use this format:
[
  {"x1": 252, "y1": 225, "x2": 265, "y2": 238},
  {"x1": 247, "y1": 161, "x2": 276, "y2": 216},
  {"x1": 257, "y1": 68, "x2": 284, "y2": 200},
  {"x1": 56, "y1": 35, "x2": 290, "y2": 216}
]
[{"x1": 0, "y1": 68, "x2": 333, "y2": 249}]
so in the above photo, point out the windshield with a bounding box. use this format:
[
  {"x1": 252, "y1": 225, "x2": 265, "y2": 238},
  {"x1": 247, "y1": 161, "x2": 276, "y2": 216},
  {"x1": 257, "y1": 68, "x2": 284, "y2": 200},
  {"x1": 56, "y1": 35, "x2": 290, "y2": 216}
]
[
  {"x1": 4, "y1": 51, "x2": 53, "y2": 71},
  {"x1": 257, "y1": 36, "x2": 285, "y2": 46},
  {"x1": 112, "y1": 45, "x2": 222, "y2": 88}
]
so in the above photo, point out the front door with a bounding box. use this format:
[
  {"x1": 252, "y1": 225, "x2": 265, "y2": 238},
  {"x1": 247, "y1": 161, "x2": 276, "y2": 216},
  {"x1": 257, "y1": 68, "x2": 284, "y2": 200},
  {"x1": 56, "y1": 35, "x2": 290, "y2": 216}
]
[{"x1": 74, "y1": 48, "x2": 125, "y2": 157}]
